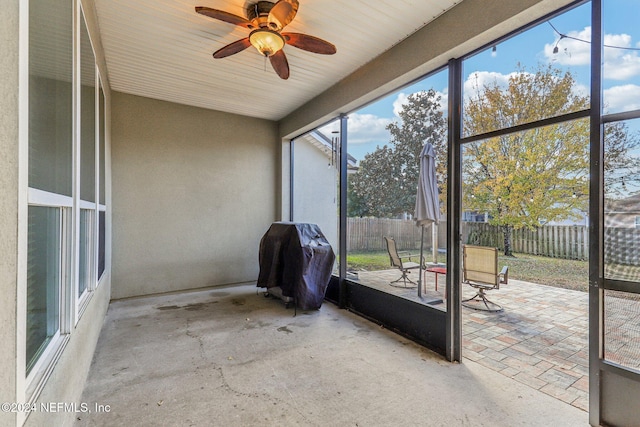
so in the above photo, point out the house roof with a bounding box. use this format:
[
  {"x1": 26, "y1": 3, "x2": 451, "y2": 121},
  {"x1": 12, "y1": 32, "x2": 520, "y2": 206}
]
[
  {"x1": 297, "y1": 130, "x2": 358, "y2": 170},
  {"x1": 606, "y1": 192, "x2": 640, "y2": 213}
]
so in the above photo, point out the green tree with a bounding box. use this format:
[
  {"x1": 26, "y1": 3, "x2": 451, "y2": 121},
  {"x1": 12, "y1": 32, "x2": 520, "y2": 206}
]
[
  {"x1": 603, "y1": 122, "x2": 640, "y2": 199},
  {"x1": 349, "y1": 89, "x2": 447, "y2": 217},
  {"x1": 346, "y1": 177, "x2": 368, "y2": 217},
  {"x1": 463, "y1": 64, "x2": 639, "y2": 256}
]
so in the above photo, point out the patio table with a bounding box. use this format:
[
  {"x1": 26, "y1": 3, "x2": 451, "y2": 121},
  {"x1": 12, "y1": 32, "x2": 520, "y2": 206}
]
[{"x1": 425, "y1": 266, "x2": 446, "y2": 292}]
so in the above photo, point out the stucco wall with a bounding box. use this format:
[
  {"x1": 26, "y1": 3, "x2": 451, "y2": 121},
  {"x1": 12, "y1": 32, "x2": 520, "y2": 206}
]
[
  {"x1": 25, "y1": 283, "x2": 111, "y2": 427},
  {"x1": 292, "y1": 139, "x2": 339, "y2": 251},
  {"x1": 0, "y1": 2, "x2": 20, "y2": 425},
  {"x1": 111, "y1": 92, "x2": 279, "y2": 299}
]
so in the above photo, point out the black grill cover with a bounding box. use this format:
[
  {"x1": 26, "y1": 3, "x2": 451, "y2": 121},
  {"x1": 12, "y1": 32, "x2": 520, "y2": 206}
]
[{"x1": 257, "y1": 222, "x2": 335, "y2": 310}]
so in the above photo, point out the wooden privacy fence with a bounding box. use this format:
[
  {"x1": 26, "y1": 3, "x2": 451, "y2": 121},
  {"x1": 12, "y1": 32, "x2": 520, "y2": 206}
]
[
  {"x1": 463, "y1": 222, "x2": 589, "y2": 260},
  {"x1": 465, "y1": 222, "x2": 640, "y2": 264},
  {"x1": 605, "y1": 227, "x2": 640, "y2": 266},
  {"x1": 348, "y1": 218, "x2": 639, "y2": 265},
  {"x1": 347, "y1": 218, "x2": 424, "y2": 251}
]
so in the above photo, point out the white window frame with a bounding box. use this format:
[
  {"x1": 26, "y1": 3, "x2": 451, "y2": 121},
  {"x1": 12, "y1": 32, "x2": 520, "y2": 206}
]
[
  {"x1": 18, "y1": 0, "x2": 77, "y2": 411},
  {"x1": 23, "y1": 203, "x2": 72, "y2": 404},
  {"x1": 76, "y1": 206, "x2": 95, "y2": 317},
  {"x1": 75, "y1": 3, "x2": 99, "y2": 321},
  {"x1": 19, "y1": 0, "x2": 107, "y2": 413},
  {"x1": 96, "y1": 77, "x2": 107, "y2": 285}
]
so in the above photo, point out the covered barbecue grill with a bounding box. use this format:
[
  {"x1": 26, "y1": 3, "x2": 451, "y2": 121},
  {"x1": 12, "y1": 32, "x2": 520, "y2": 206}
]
[{"x1": 257, "y1": 222, "x2": 335, "y2": 310}]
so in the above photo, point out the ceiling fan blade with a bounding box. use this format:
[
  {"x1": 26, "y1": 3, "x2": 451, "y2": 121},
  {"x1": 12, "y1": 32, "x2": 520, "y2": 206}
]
[
  {"x1": 195, "y1": 6, "x2": 252, "y2": 29},
  {"x1": 269, "y1": 50, "x2": 290, "y2": 80},
  {"x1": 268, "y1": 0, "x2": 299, "y2": 31},
  {"x1": 212, "y1": 38, "x2": 252, "y2": 59},
  {"x1": 282, "y1": 33, "x2": 336, "y2": 55}
]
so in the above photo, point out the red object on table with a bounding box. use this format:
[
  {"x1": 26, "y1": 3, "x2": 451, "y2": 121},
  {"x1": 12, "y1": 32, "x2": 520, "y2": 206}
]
[{"x1": 425, "y1": 267, "x2": 447, "y2": 291}]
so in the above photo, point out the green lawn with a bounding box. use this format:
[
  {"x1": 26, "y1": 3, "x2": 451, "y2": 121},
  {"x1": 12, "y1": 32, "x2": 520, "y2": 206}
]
[
  {"x1": 495, "y1": 253, "x2": 588, "y2": 292},
  {"x1": 347, "y1": 251, "x2": 396, "y2": 271},
  {"x1": 347, "y1": 250, "x2": 589, "y2": 292}
]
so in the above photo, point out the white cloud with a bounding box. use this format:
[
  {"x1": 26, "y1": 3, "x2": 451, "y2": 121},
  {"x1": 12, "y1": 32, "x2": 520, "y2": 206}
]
[
  {"x1": 604, "y1": 52, "x2": 640, "y2": 81},
  {"x1": 463, "y1": 71, "x2": 524, "y2": 101},
  {"x1": 604, "y1": 84, "x2": 640, "y2": 113},
  {"x1": 391, "y1": 90, "x2": 448, "y2": 117},
  {"x1": 603, "y1": 33, "x2": 640, "y2": 80},
  {"x1": 573, "y1": 82, "x2": 589, "y2": 99},
  {"x1": 319, "y1": 91, "x2": 449, "y2": 147},
  {"x1": 544, "y1": 26, "x2": 640, "y2": 81},
  {"x1": 544, "y1": 26, "x2": 592, "y2": 66},
  {"x1": 463, "y1": 70, "x2": 587, "y2": 103},
  {"x1": 331, "y1": 113, "x2": 392, "y2": 145},
  {"x1": 392, "y1": 93, "x2": 410, "y2": 117}
]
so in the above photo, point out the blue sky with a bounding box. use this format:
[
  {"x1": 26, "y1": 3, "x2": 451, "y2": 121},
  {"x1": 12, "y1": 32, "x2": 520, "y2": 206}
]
[{"x1": 321, "y1": 1, "x2": 640, "y2": 162}]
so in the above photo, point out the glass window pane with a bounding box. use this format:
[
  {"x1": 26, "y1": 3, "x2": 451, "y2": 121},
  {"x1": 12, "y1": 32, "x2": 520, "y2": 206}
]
[
  {"x1": 81, "y1": 13, "x2": 96, "y2": 203},
  {"x1": 462, "y1": 3, "x2": 591, "y2": 137},
  {"x1": 26, "y1": 206, "x2": 61, "y2": 375},
  {"x1": 345, "y1": 70, "x2": 449, "y2": 307},
  {"x1": 604, "y1": 118, "x2": 640, "y2": 282},
  {"x1": 462, "y1": 119, "x2": 589, "y2": 259},
  {"x1": 28, "y1": 0, "x2": 73, "y2": 195},
  {"x1": 99, "y1": 83, "x2": 106, "y2": 206},
  {"x1": 603, "y1": 0, "x2": 640, "y2": 115},
  {"x1": 98, "y1": 210, "x2": 106, "y2": 279},
  {"x1": 78, "y1": 209, "x2": 94, "y2": 295}
]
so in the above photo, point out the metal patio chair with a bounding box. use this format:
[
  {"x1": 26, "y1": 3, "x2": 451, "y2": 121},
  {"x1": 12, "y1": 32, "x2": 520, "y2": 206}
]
[
  {"x1": 461, "y1": 244, "x2": 508, "y2": 312},
  {"x1": 384, "y1": 236, "x2": 422, "y2": 288}
]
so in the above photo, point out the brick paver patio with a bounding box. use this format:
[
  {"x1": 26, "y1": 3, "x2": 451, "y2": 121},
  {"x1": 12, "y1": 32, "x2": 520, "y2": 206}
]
[{"x1": 353, "y1": 269, "x2": 590, "y2": 411}]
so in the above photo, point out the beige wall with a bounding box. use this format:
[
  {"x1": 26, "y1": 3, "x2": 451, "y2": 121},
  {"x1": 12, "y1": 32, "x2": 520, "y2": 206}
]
[
  {"x1": 0, "y1": 2, "x2": 20, "y2": 425},
  {"x1": 111, "y1": 92, "x2": 279, "y2": 299}
]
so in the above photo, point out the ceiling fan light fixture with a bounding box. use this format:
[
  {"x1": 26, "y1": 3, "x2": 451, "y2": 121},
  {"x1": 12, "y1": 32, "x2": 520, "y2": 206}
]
[
  {"x1": 196, "y1": 1, "x2": 335, "y2": 79},
  {"x1": 249, "y1": 29, "x2": 285, "y2": 57}
]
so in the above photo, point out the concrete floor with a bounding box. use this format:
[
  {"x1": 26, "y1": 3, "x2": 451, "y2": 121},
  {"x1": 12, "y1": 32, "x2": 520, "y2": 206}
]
[{"x1": 77, "y1": 284, "x2": 588, "y2": 426}]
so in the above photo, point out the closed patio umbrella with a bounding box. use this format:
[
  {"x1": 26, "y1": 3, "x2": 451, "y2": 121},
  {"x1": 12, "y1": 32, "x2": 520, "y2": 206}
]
[{"x1": 414, "y1": 142, "x2": 440, "y2": 297}]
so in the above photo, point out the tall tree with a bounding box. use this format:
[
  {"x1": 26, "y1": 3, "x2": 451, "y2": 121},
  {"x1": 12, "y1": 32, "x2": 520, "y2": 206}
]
[
  {"x1": 604, "y1": 122, "x2": 640, "y2": 199},
  {"x1": 463, "y1": 64, "x2": 639, "y2": 255},
  {"x1": 346, "y1": 178, "x2": 368, "y2": 217},
  {"x1": 350, "y1": 89, "x2": 447, "y2": 217}
]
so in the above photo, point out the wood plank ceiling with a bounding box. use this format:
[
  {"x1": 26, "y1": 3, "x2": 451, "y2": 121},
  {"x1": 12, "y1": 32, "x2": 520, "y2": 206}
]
[{"x1": 94, "y1": 0, "x2": 462, "y2": 121}]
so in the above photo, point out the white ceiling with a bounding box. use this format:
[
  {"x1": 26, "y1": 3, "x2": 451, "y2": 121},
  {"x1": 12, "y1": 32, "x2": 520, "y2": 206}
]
[{"x1": 94, "y1": 0, "x2": 462, "y2": 121}]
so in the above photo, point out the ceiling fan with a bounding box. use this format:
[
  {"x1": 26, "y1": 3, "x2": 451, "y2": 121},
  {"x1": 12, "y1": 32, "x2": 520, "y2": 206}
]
[{"x1": 195, "y1": 0, "x2": 336, "y2": 79}]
